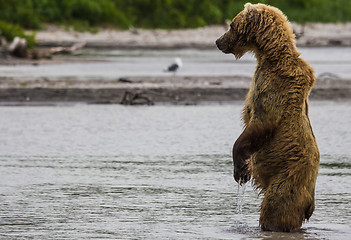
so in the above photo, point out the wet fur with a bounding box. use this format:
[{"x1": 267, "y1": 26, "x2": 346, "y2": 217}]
[{"x1": 216, "y1": 3, "x2": 320, "y2": 232}]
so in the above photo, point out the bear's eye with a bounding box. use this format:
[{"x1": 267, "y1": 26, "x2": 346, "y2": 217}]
[
  {"x1": 247, "y1": 107, "x2": 251, "y2": 115},
  {"x1": 230, "y1": 24, "x2": 234, "y2": 31}
]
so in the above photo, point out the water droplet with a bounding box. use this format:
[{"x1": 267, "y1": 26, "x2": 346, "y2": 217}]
[{"x1": 237, "y1": 182, "x2": 246, "y2": 214}]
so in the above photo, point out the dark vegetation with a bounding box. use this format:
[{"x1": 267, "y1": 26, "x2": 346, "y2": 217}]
[{"x1": 0, "y1": 0, "x2": 350, "y2": 46}]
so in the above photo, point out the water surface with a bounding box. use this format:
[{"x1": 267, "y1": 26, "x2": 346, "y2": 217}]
[
  {"x1": 0, "y1": 47, "x2": 350, "y2": 80},
  {"x1": 0, "y1": 102, "x2": 350, "y2": 239}
]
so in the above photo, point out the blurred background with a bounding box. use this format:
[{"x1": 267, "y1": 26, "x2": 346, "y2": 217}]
[
  {"x1": 1, "y1": 0, "x2": 351, "y2": 47},
  {"x1": 1, "y1": 0, "x2": 351, "y2": 30},
  {"x1": 0, "y1": 0, "x2": 350, "y2": 103}
]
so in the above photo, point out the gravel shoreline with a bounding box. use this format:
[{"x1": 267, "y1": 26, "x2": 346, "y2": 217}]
[
  {"x1": 0, "y1": 76, "x2": 350, "y2": 105},
  {"x1": 35, "y1": 23, "x2": 351, "y2": 49}
]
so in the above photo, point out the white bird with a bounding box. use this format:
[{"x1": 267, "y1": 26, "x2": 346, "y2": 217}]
[{"x1": 164, "y1": 57, "x2": 182, "y2": 73}]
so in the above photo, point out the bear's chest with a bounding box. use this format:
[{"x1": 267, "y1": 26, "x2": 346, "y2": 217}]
[{"x1": 247, "y1": 70, "x2": 278, "y2": 119}]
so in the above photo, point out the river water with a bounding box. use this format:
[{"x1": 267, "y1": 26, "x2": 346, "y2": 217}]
[
  {"x1": 0, "y1": 47, "x2": 350, "y2": 80},
  {"x1": 0, "y1": 101, "x2": 350, "y2": 239}
]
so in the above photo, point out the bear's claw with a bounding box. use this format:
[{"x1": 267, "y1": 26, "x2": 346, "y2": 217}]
[{"x1": 234, "y1": 164, "x2": 251, "y2": 184}]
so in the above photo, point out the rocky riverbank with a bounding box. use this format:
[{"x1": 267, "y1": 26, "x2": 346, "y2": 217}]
[
  {"x1": 0, "y1": 75, "x2": 350, "y2": 105},
  {"x1": 34, "y1": 23, "x2": 351, "y2": 49}
]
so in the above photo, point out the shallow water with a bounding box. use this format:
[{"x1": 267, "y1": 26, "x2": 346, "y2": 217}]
[
  {"x1": 0, "y1": 101, "x2": 350, "y2": 239},
  {"x1": 0, "y1": 47, "x2": 350, "y2": 80}
]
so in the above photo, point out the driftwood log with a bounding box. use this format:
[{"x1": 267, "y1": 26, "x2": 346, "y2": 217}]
[
  {"x1": 8, "y1": 37, "x2": 28, "y2": 58},
  {"x1": 1, "y1": 37, "x2": 86, "y2": 59},
  {"x1": 49, "y1": 42, "x2": 86, "y2": 55},
  {"x1": 120, "y1": 91, "x2": 154, "y2": 105}
]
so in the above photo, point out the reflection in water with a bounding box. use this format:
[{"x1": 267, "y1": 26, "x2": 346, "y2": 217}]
[{"x1": 0, "y1": 102, "x2": 350, "y2": 239}]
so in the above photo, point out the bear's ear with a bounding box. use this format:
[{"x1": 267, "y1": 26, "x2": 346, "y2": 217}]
[
  {"x1": 244, "y1": 3, "x2": 260, "y2": 21},
  {"x1": 244, "y1": 3, "x2": 262, "y2": 14},
  {"x1": 244, "y1": 3, "x2": 255, "y2": 12}
]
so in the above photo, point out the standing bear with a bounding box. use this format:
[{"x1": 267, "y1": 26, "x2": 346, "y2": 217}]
[{"x1": 216, "y1": 3, "x2": 320, "y2": 232}]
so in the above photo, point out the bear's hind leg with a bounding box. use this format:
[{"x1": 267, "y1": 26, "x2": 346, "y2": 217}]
[{"x1": 259, "y1": 178, "x2": 314, "y2": 232}]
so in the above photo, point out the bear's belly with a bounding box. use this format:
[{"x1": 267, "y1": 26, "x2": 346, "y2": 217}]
[{"x1": 250, "y1": 120, "x2": 319, "y2": 190}]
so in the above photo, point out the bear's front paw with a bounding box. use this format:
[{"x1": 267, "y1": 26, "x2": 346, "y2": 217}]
[
  {"x1": 233, "y1": 148, "x2": 251, "y2": 184},
  {"x1": 233, "y1": 160, "x2": 251, "y2": 184}
]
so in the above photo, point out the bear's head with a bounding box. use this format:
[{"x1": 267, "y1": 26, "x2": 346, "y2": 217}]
[{"x1": 216, "y1": 3, "x2": 296, "y2": 59}]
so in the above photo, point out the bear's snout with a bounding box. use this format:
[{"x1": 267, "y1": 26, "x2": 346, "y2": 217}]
[
  {"x1": 216, "y1": 35, "x2": 230, "y2": 53},
  {"x1": 215, "y1": 38, "x2": 222, "y2": 50}
]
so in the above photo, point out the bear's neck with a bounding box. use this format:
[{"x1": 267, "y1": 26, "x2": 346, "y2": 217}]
[{"x1": 254, "y1": 39, "x2": 299, "y2": 63}]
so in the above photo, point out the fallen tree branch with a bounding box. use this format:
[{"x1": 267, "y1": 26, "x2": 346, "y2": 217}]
[
  {"x1": 120, "y1": 91, "x2": 154, "y2": 105},
  {"x1": 50, "y1": 41, "x2": 86, "y2": 55}
]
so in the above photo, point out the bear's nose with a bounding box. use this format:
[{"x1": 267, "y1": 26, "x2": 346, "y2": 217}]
[
  {"x1": 215, "y1": 38, "x2": 221, "y2": 49},
  {"x1": 215, "y1": 37, "x2": 225, "y2": 52}
]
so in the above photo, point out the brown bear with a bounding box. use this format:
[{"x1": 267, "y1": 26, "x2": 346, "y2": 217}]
[{"x1": 216, "y1": 3, "x2": 320, "y2": 232}]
